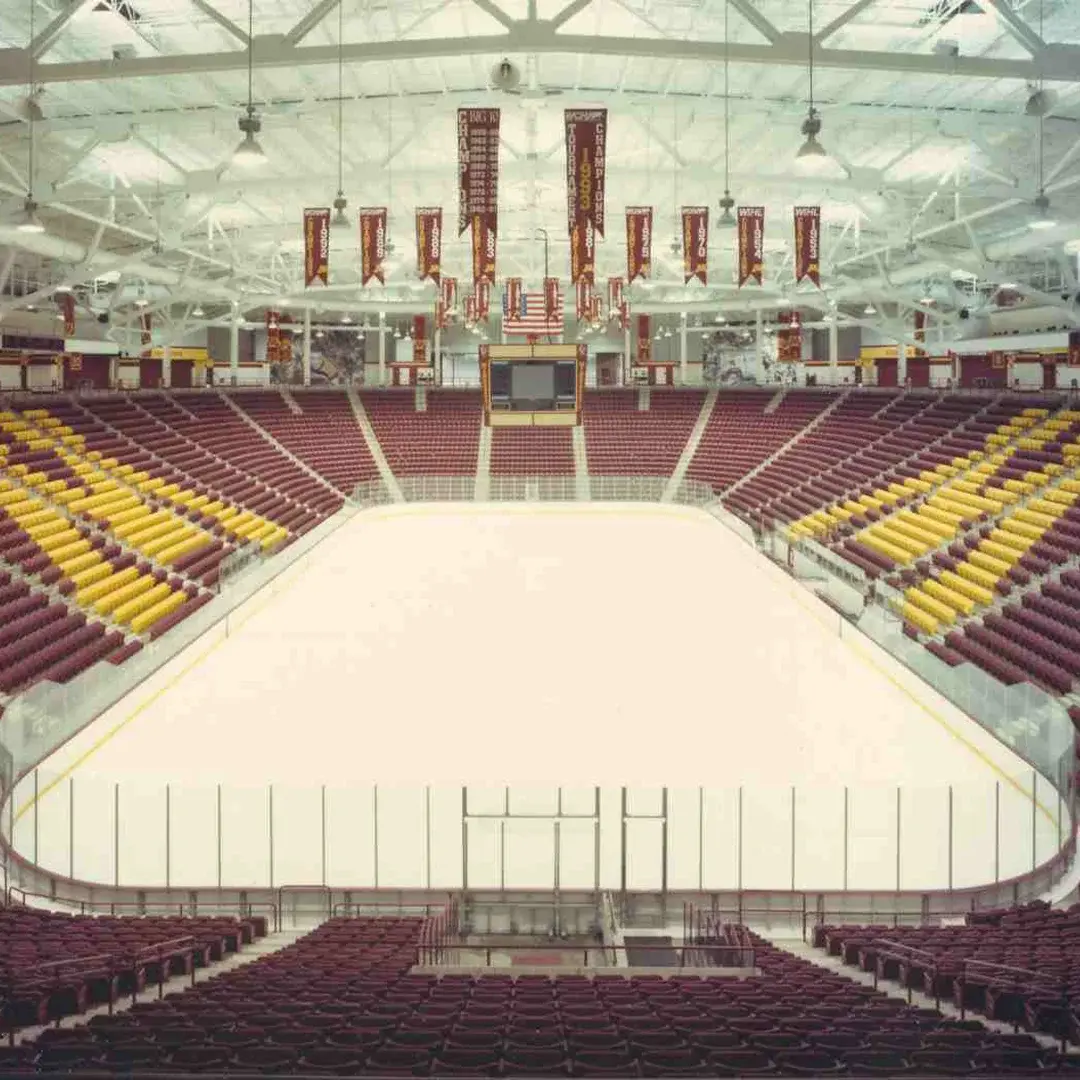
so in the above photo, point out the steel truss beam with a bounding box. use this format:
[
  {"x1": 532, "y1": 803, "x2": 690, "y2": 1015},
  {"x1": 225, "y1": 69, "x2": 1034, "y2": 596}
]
[{"x1": 4, "y1": 25, "x2": 1080, "y2": 88}]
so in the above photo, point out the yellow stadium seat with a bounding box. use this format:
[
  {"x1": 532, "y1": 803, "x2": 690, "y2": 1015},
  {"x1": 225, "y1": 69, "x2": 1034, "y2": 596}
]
[
  {"x1": 939, "y1": 570, "x2": 992, "y2": 606},
  {"x1": 922, "y1": 578, "x2": 974, "y2": 616},
  {"x1": 905, "y1": 587, "x2": 956, "y2": 625},
  {"x1": 113, "y1": 510, "x2": 167, "y2": 539},
  {"x1": 900, "y1": 602, "x2": 939, "y2": 635},
  {"x1": 130, "y1": 591, "x2": 186, "y2": 634},
  {"x1": 45, "y1": 538, "x2": 91, "y2": 562},
  {"x1": 59, "y1": 551, "x2": 101, "y2": 577},
  {"x1": 139, "y1": 526, "x2": 191, "y2": 558},
  {"x1": 978, "y1": 539, "x2": 1020, "y2": 565},
  {"x1": 95, "y1": 575, "x2": 155, "y2": 615},
  {"x1": 78, "y1": 567, "x2": 139, "y2": 605},
  {"x1": 157, "y1": 533, "x2": 212, "y2": 565},
  {"x1": 114, "y1": 582, "x2": 172, "y2": 626},
  {"x1": 988, "y1": 528, "x2": 1030, "y2": 553},
  {"x1": 70, "y1": 562, "x2": 113, "y2": 590},
  {"x1": 969, "y1": 550, "x2": 1010, "y2": 577}
]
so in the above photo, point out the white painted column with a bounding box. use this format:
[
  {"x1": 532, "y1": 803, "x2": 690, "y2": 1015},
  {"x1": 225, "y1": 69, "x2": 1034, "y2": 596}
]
[
  {"x1": 898, "y1": 339, "x2": 908, "y2": 387},
  {"x1": 754, "y1": 310, "x2": 764, "y2": 378},
  {"x1": 828, "y1": 316, "x2": 838, "y2": 385},
  {"x1": 162, "y1": 343, "x2": 172, "y2": 389},
  {"x1": 378, "y1": 311, "x2": 387, "y2": 387},
  {"x1": 434, "y1": 326, "x2": 442, "y2": 386},
  {"x1": 302, "y1": 308, "x2": 312, "y2": 386},
  {"x1": 229, "y1": 301, "x2": 240, "y2": 386},
  {"x1": 623, "y1": 322, "x2": 631, "y2": 386},
  {"x1": 679, "y1": 312, "x2": 688, "y2": 386}
]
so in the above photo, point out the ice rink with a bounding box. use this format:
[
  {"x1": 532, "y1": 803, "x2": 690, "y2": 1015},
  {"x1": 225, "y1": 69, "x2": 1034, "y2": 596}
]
[{"x1": 12, "y1": 503, "x2": 1062, "y2": 892}]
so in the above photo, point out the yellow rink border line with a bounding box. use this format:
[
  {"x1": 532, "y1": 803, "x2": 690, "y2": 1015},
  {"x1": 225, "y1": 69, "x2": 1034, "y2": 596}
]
[{"x1": 12, "y1": 501, "x2": 1058, "y2": 831}]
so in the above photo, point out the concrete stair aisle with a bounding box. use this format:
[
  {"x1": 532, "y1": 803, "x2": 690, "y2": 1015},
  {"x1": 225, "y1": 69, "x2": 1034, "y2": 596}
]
[
  {"x1": 220, "y1": 391, "x2": 344, "y2": 501},
  {"x1": 280, "y1": 388, "x2": 302, "y2": 415},
  {"x1": 723, "y1": 387, "x2": 853, "y2": 502},
  {"x1": 663, "y1": 389, "x2": 718, "y2": 503},
  {"x1": 8, "y1": 926, "x2": 313, "y2": 1047},
  {"x1": 572, "y1": 424, "x2": 591, "y2": 501},
  {"x1": 638, "y1": 386, "x2": 650, "y2": 412},
  {"x1": 475, "y1": 423, "x2": 492, "y2": 501},
  {"x1": 765, "y1": 935, "x2": 1063, "y2": 1052},
  {"x1": 345, "y1": 388, "x2": 404, "y2": 503},
  {"x1": 763, "y1": 388, "x2": 787, "y2": 415},
  {"x1": 416, "y1": 384, "x2": 428, "y2": 413}
]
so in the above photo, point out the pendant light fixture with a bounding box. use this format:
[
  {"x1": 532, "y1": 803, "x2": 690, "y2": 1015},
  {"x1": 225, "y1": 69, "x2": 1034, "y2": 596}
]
[
  {"x1": 16, "y1": 0, "x2": 45, "y2": 233},
  {"x1": 1028, "y1": 0, "x2": 1055, "y2": 230},
  {"x1": 793, "y1": 0, "x2": 833, "y2": 176},
  {"x1": 232, "y1": 0, "x2": 267, "y2": 167},
  {"x1": 331, "y1": 0, "x2": 349, "y2": 227},
  {"x1": 718, "y1": 0, "x2": 736, "y2": 228}
]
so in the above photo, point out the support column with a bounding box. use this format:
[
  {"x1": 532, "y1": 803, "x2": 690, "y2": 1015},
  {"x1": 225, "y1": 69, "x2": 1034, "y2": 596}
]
[
  {"x1": 434, "y1": 325, "x2": 442, "y2": 386},
  {"x1": 898, "y1": 339, "x2": 908, "y2": 387},
  {"x1": 229, "y1": 301, "x2": 240, "y2": 387},
  {"x1": 754, "y1": 310, "x2": 764, "y2": 379},
  {"x1": 828, "y1": 316, "x2": 839, "y2": 385},
  {"x1": 623, "y1": 321, "x2": 631, "y2": 386},
  {"x1": 378, "y1": 312, "x2": 387, "y2": 387},
  {"x1": 161, "y1": 344, "x2": 171, "y2": 389},
  {"x1": 679, "y1": 312, "x2": 688, "y2": 386},
  {"x1": 302, "y1": 308, "x2": 312, "y2": 386}
]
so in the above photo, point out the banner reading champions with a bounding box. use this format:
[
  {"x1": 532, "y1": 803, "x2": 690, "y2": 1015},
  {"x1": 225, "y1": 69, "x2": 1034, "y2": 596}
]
[
  {"x1": 565, "y1": 109, "x2": 607, "y2": 284},
  {"x1": 303, "y1": 208, "x2": 330, "y2": 287},
  {"x1": 737, "y1": 206, "x2": 765, "y2": 287},
  {"x1": 793, "y1": 205, "x2": 820, "y2": 287},
  {"x1": 457, "y1": 108, "x2": 500, "y2": 285},
  {"x1": 625, "y1": 207, "x2": 652, "y2": 282},
  {"x1": 360, "y1": 207, "x2": 387, "y2": 286},
  {"x1": 681, "y1": 206, "x2": 708, "y2": 286},
  {"x1": 416, "y1": 207, "x2": 442, "y2": 283}
]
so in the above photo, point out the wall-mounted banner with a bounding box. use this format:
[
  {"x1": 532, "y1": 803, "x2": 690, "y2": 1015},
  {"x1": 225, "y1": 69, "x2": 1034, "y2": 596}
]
[
  {"x1": 464, "y1": 294, "x2": 477, "y2": 325},
  {"x1": 58, "y1": 293, "x2": 75, "y2": 337},
  {"x1": 575, "y1": 279, "x2": 592, "y2": 322},
  {"x1": 360, "y1": 207, "x2": 387, "y2": 286},
  {"x1": 476, "y1": 280, "x2": 491, "y2": 321},
  {"x1": 607, "y1": 276, "x2": 623, "y2": 315},
  {"x1": 636, "y1": 314, "x2": 651, "y2": 363},
  {"x1": 737, "y1": 206, "x2": 765, "y2": 287},
  {"x1": 471, "y1": 213, "x2": 497, "y2": 285},
  {"x1": 544, "y1": 276, "x2": 560, "y2": 322},
  {"x1": 140, "y1": 312, "x2": 152, "y2": 346},
  {"x1": 1069, "y1": 330, "x2": 1080, "y2": 367},
  {"x1": 303, "y1": 208, "x2": 330, "y2": 287},
  {"x1": 793, "y1": 206, "x2": 820, "y2": 287},
  {"x1": 413, "y1": 315, "x2": 427, "y2": 364},
  {"x1": 626, "y1": 207, "x2": 652, "y2": 282},
  {"x1": 776, "y1": 311, "x2": 801, "y2": 362},
  {"x1": 505, "y1": 277, "x2": 523, "y2": 321},
  {"x1": 681, "y1": 206, "x2": 709, "y2": 286},
  {"x1": 570, "y1": 215, "x2": 596, "y2": 285},
  {"x1": 565, "y1": 108, "x2": 607, "y2": 237},
  {"x1": 457, "y1": 108, "x2": 500, "y2": 237},
  {"x1": 441, "y1": 276, "x2": 458, "y2": 316},
  {"x1": 416, "y1": 207, "x2": 442, "y2": 283}
]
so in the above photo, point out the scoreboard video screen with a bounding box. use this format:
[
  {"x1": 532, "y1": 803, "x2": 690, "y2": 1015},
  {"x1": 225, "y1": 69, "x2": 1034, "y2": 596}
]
[{"x1": 480, "y1": 344, "x2": 587, "y2": 427}]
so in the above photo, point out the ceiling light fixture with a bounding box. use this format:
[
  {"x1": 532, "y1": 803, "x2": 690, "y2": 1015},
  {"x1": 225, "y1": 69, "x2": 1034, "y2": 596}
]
[
  {"x1": 718, "y1": 0, "x2": 736, "y2": 228},
  {"x1": 232, "y1": 0, "x2": 267, "y2": 168},
  {"x1": 340, "y1": 312, "x2": 353, "y2": 324},
  {"x1": 863, "y1": 302, "x2": 876, "y2": 315},
  {"x1": 330, "y1": 0, "x2": 349, "y2": 228},
  {"x1": 793, "y1": 0, "x2": 836, "y2": 178},
  {"x1": 16, "y1": 4, "x2": 46, "y2": 235},
  {"x1": 714, "y1": 312, "x2": 726, "y2": 324},
  {"x1": 191, "y1": 304, "x2": 205, "y2": 317},
  {"x1": 1028, "y1": 0, "x2": 1055, "y2": 232},
  {"x1": 16, "y1": 196, "x2": 45, "y2": 234}
]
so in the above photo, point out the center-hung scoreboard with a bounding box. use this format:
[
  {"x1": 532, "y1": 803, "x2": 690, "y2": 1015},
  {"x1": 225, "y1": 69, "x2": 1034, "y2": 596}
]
[{"x1": 479, "y1": 343, "x2": 587, "y2": 427}]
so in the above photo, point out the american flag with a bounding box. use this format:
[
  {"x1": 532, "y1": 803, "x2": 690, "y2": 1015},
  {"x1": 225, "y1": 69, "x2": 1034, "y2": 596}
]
[{"x1": 502, "y1": 290, "x2": 564, "y2": 336}]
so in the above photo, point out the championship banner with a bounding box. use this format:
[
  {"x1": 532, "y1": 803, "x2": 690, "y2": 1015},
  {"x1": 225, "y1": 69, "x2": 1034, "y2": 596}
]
[
  {"x1": 413, "y1": 315, "x2": 427, "y2": 364},
  {"x1": 416, "y1": 207, "x2": 442, "y2": 283},
  {"x1": 619, "y1": 299, "x2": 630, "y2": 333},
  {"x1": 589, "y1": 293, "x2": 602, "y2": 324},
  {"x1": 991, "y1": 351, "x2": 1008, "y2": 369},
  {"x1": 457, "y1": 108, "x2": 500, "y2": 237},
  {"x1": 793, "y1": 206, "x2": 821, "y2": 287},
  {"x1": 575, "y1": 279, "x2": 592, "y2": 322},
  {"x1": 476, "y1": 280, "x2": 491, "y2": 321},
  {"x1": 140, "y1": 312, "x2": 152, "y2": 346},
  {"x1": 360, "y1": 207, "x2": 387, "y2": 286},
  {"x1": 471, "y1": 213, "x2": 496, "y2": 285},
  {"x1": 570, "y1": 216, "x2": 596, "y2": 285},
  {"x1": 636, "y1": 314, "x2": 651, "y2": 363},
  {"x1": 607, "y1": 276, "x2": 623, "y2": 315},
  {"x1": 505, "y1": 277, "x2": 523, "y2": 322},
  {"x1": 681, "y1": 206, "x2": 708, "y2": 286},
  {"x1": 59, "y1": 293, "x2": 75, "y2": 337},
  {"x1": 265, "y1": 310, "x2": 281, "y2": 363},
  {"x1": 565, "y1": 108, "x2": 607, "y2": 237},
  {"x1": 66, "y1": 352, "x2": 82, "y2": 373},
  {"x1": 435, "y1": 298, "x2": 447, "y2": 331},
  {"x1": 441, "y1": 276, "x2": 458, "y2": 316},
  {"x1": 776, "y1": 311, "x2": 802, "y2": 362},
  {"x1": 303, "y1": 208, "x2": 330, "y2": 287},
  {"x1": 1069, "y1": 330, "x2": 1080, "y2": 367},
  {"x1": 626, "y1": 207, "x2": 652, "y2": 282},
  {"x1": 914, "y1": 309, "x2": 926, "y2": 343},
  {"x1": 737, "y1": 206, "x2": 765, "y2": 287},
  {"x1": 464, "y1": 294, "x2": 477, "y2": 326},
  {"x1": 544, "y1": 276, "x2": 559, "y2": 321}
]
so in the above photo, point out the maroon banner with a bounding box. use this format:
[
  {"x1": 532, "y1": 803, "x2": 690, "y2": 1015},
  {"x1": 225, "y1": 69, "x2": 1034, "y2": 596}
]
[
  {"x1": 471, "y1": 213, "x2": 496, "y2": 285},
  {"x1": 505, "y1": 277, "x2": 523, "y2": 322},
  {"x1": 1069, "y1": 330, "x2": 1080, "y2": 367},
  {"x1": 360, "y1": 207, "x2": 387, "y2": 286},
  {"x1": 303, "y1": 208, "x2": 330, "y2": 287},
  {"x1": 58, "y1": 293, "x2": 75, "y2": 337},
  {"x1": 441, "y1": 276, "x2": 458, "y2": 317},
  {"x1": 435, "y1": 298, "x2": 447, "y2": 331},
  {"x1": 737, "y1": 206, "x2": 764, "y2": 287},
  {"x1": 575, "y1": 279, "x2": 592, "y2": 322},
  {"x1": 681, "y1": 206, "x2": 708, "y2": 286},
  {"x1": 416, "y1": 207, "x2": 442, "y2": 283},
  {"x1": 140, "y1": 312, "x2": 152, "y2": 346},
  {"x1": 570, "y1": 216, "x2": 596, "y2": 285},
  {"x1": 776, "y1": 311, "x2": 801, "y2": 362},
  {"x1": 793, "y1": 206, "x2": 821, "y2": 287},
  {"x1": 67, "y1": 352, "x2": 82, "y2": 373},
  {"x1": 565, "y1": 109, "x2": 607, "y2": 237},
  {"x1": 476, "y1": 281, "x2": 491, "y2": 321},
  {"x1": 914, "y1": 309, "x2": 926, "y2": 343},
  {"x1": 607, "y1": 276, "x2": 623, "y2": 315},
  {"x1": 619, "y1": 299, "x2": 629, "y2": 333},
  {"x1": 636, "y1": 314, "x2": 651, "y2": 363},
  {"x1": 589, "y1": 293, "x2": 602, "y2": 324},
  {"x1": 626, "y1": 207, "x2": 652, "y2": 282},
  {"x1": 464, "y1": 294, "x2": 477, "y2": 325},
  {"x1": 544, "y1": 277, "x2": 559, "y2": 323},
  {"x1": 265, "y1": 310, "x2": 281, "y2": 363},
  {"x1": 458, "y1": 108, "x2": 500, "y2": 236},
  {"x1": 413, "y1": 315, "x2": 427, "y2": 364}
]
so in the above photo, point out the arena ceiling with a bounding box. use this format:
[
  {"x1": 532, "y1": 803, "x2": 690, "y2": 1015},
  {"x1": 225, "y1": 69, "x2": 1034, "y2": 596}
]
[{"x1": 1, "y1": 0, "x2": 1080, "y2": 342}]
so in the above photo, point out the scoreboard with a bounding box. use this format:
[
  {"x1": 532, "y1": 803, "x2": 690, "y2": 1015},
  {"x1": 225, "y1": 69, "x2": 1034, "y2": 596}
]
[{"x1": 479, "y1": 343, "x2": 587, "y2": 427}]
